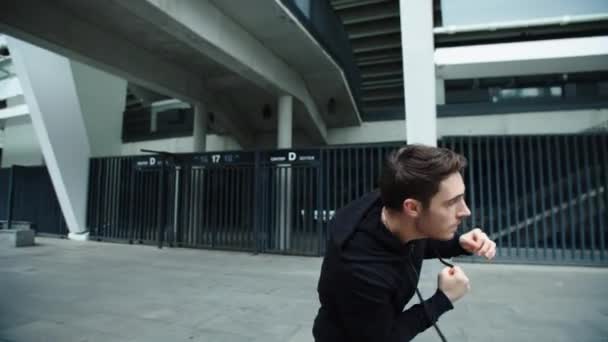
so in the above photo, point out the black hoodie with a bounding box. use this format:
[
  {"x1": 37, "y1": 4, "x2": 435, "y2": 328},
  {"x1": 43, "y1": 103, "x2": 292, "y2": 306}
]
[{"x1": 312, "y1": 191, "x2": 470, "y2": 342}]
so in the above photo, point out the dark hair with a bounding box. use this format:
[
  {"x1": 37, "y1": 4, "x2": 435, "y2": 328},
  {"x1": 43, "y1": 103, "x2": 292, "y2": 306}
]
[{"x1": 379, "y1": 144, "x2": 467, "y2": 210}]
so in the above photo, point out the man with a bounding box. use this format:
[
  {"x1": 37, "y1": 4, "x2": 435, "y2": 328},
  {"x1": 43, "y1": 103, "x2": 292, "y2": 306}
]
[{"x1": 312, "y1": 145, "x2": 497, "y2": 341}]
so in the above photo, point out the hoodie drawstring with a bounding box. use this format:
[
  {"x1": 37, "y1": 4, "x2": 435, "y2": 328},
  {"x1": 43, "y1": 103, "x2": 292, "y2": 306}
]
[{"x1": 406, "y1": 244, "x2": 449, "y2": 342}]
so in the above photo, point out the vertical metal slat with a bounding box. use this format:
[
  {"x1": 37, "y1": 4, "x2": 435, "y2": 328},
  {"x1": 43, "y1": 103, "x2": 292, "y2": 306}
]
[
  {"x1": 485, "y1": 137, "x2": 493, "y2": 239},
  {"x1": 520, "y1": 137, "x2": 530, "y2": 259},
  {"x1": 582, "y1": 135, "x2": 595, "y2": 261},
  {"x1": 592, "y1": 135, "x2": 605, "y2": 261},
  {"x1": 502, "y1": 136, "x2": 512, "y2": 257},
  {"x1": 546, "y1": 136, "x2": 557, "y2": 261},
  {"x1": 574, "y1": 135, "x2": 585, "y2": 260},
  {"x1": 537, "y1": 137, "x2": 548, "y2": 260},
  {"x1": 528, "y1": 137, "x2": 539, "y2": 259}
]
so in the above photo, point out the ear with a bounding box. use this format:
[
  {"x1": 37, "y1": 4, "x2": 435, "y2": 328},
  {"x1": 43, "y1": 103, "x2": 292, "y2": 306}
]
[{"x1": 402, "y1": 198, "x2": 422, "y2": 218}]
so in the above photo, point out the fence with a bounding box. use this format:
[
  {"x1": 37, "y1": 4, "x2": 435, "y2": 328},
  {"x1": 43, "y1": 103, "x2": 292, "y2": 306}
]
[
  {"x1": 87, "y1": 134, "x2": 608, "y2": 265},
  {"x1": 0, "y1": 165, "x2": 68, "y2": 236}
]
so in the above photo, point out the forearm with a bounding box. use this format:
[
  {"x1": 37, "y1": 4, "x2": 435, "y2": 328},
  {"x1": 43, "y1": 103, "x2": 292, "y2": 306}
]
[
  {"x1": 425, "y1": 235, "x2": 471, "y2": 259},
  {"x1": 390, "y1": 290, "x2": 454, "y2": 341}
]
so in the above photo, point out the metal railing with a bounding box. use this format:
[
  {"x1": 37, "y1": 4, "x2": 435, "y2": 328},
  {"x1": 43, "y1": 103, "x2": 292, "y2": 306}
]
[
  {"x1": 442, "y1": 134, "x2": 607, "y2": 265},
  {"x1": 87, "y1": 134, "x2": 608, "y2": 265},
  {"x1": 0, "y1": 165, "x2": 67, "y2": 236}
]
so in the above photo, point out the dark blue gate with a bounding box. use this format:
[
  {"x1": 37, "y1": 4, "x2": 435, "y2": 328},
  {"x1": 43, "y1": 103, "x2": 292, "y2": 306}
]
[{"x1": 86, "y1": 134, "x2": 608, "y2": 265}]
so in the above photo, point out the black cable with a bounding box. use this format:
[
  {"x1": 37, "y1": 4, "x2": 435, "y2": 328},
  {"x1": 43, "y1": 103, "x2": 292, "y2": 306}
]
[
  {"x1": 407, "y1": 261, "x2": 449, "y2": 342},
  {"x1": 405, "y1": 245, "x2": 453, "y2": 342},
  {"x1": 437, "y1": 255, "x2": 454, "y2": 268}
]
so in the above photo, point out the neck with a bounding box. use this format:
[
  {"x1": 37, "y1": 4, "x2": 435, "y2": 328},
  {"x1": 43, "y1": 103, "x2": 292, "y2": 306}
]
[{"x1": 381, "y1": 206, "x2": 425, "y2": 243}]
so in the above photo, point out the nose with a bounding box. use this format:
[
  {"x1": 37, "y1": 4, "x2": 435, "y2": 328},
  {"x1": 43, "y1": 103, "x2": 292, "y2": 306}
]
[{"x1": 459, "y1": 201, "x2": 471, "y2": 218}]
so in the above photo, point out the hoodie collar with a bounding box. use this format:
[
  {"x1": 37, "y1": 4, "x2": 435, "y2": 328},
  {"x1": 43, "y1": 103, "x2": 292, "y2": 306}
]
[{"x1": 331, "y1": 191, "x2": 413, "y2": 256}]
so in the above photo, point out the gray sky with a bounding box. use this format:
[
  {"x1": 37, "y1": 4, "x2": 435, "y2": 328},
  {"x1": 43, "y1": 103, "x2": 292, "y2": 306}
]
[{"x1": 442, "y1": 0, "x2": 608, "y2": 26}]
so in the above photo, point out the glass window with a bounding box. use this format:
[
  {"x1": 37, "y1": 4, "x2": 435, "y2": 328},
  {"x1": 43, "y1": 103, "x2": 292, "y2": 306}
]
[
  {"x1": 496, "y1": 86, "x2": 562, "y2": 102},
  {"x1": 550, "y1": 87, "x2": 563, "y2": 97},
  {"x1": 598, "y1": 82, "x2": 608, "y2": 96},
  {"x1": 293, "y1": 0, "x2": 311, "y2": 18}
]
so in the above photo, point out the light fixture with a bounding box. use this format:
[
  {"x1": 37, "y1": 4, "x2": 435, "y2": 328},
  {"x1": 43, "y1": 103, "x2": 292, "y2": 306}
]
[
  {"x1": 262, "y1": 104, "x2": 272, "y2": 120},
  {"x1": 327, "y1": 98, "x2": 336, "y2": 115}
]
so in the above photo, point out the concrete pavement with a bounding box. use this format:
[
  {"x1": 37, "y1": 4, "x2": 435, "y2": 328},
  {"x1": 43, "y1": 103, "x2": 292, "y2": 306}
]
[{"x1": 1, "y1": 238, "x2": 607, "y2": 341}]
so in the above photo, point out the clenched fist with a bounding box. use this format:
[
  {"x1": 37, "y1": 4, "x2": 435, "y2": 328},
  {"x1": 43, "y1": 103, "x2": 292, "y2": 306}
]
[
  {"x1": 438, "y1": 266, "x2": 470, "y2": 303},
  {"x1": 459, "y1": 228, "x2": 496, "y2": 260}
]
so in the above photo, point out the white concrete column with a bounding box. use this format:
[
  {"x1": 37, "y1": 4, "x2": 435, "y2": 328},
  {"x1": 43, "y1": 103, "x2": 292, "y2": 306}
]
[
  {"x1": 7, "y1": 37, "x2": 91, "y2": 240},
  {"x1": 400, "y1": 1, "x2": 442, "y2": 297},
  {"x1": 436, "y1": 78, "x2": 446, "y2": 105},
  {"x1": 192, "y1": 102, "x2": 207, "y2": 152},
  {"x1": 277, "y1": 95, "x2": 293, "y2": 251},
  {"x1": 400, "y1": 0, "x2": 437, "y2": 147},
  {"x1": 71, "y1": 60, "x2": 126, "y2": 158},
  {"x1": 278, "y1": 95, "x2": 293, "y2": 148}
]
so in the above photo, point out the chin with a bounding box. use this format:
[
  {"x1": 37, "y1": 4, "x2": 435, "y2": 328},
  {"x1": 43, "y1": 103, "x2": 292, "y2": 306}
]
[{"x1": 435, "y1": 232, "x2": 455, "y2": 241}]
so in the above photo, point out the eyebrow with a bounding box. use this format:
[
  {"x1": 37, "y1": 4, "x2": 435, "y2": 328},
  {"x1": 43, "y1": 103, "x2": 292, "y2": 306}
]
[{"x1": 445, "y1": 193, "x2": 465, "y2": 204}]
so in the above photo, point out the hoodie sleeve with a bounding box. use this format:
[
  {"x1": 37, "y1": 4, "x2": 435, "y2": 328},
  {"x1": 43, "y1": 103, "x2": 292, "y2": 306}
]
[
  {"x1": 335, "y1": 270, "x2": 453, "y2": 342},
  {"x1": 424, "y1": 235, "x2": 472, "y2": 259}
]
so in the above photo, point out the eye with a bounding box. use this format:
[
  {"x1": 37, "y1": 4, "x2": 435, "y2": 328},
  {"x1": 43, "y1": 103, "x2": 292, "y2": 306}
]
[{"x1": 447, "y1": 196, "x2": 463, "y2": 206}]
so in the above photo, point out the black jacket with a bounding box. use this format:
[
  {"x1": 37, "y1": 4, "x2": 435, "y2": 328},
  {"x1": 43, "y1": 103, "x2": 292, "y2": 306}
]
[{"x1": 313, "y1": 191, "x2": 469, "y2": 342}]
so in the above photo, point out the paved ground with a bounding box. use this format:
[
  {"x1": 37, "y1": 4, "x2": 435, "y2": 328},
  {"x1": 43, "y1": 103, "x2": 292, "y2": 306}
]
[{"x1": 1, "y1": 237, "x2": 607, "y2": 342}]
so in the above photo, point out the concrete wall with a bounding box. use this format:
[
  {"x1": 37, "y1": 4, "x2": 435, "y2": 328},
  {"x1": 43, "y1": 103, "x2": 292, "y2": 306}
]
[
  {"x1": 0, "y1": 116, "x2": 43, "y2": 167},
  {"x1": 327, "y1": 121, "x2": 407, "y2": 145},
  {"x1": 437, "y1": 109, "x2": 608, "y2": 137},
  {"x1": 0, "y1": 77, "x2": 29, "y2": 120},
  {"x1": 2, "y1": 105, "x2": 607, "y2": 162},
  {"x1": 326, "y1": 109, "x2": 608, "y2": 145},
  {"x1": 121, "y1": 134, "x2": 242, "y2": 155},
  {"x1": 71, "y1": 60, "x2": 127, "y2": 158},
  {"x1": 254, "y1": 132, "x2": 314, "y2": 149},
  {"x1": 121, "y1": 137, "x2": 195, "y2": 156},
  {"x1": 5, "y1": 108, "x2": 607, "y2": 161},
  {"x1": 0, "y1": 77, "x2": 22, "y2": 100},
  {"x1": 206, "y1": 134, "x2": 241, "y2": 152},
  {"x1": 0, "y1": 91, "x2": 28, "y2": 120}
]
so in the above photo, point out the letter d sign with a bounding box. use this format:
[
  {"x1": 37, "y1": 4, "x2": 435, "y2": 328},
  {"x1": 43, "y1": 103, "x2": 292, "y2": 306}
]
[{"x1": 288, "y1": 152, "x2": 297, "y2": 161}]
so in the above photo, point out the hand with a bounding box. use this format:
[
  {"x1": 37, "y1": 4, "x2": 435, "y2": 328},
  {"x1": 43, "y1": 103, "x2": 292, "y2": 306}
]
[
  {"x1": 438, "y1": 266, "x2": 470, "y2": 303},
  {"x1": 459, "y1": 228, "x2": 496, "y2": 260}
]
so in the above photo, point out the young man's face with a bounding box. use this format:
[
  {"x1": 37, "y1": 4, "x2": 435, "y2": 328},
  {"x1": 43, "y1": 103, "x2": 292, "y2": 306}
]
[{"x1": 417, "y1": 172, "x2": 471, "y2": 240}]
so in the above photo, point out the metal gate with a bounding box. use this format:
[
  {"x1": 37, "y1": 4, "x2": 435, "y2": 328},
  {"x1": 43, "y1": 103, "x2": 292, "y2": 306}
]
[
  {"x1": 86, "y1": 134, "x2": 607, "y2": 265},
  {"x1": 0, "y1": 165, "x2": 67, "y2": 236},
  {"x1": 176, "y1": 152, "x2": 257, "y2": 251},
  {"x1": 256, "y1": 150, "x2": 323, "y2": 256},
  {"x1": 174, "y1": 150, "x2": 323, "y2": 256},
  {"x1": 89, "y1": 150, "x2": 324, "y2": 256},
  {"x1": 88, "y1": 155, "x2": 176, "y2": 247},
  {"x1": 442, "y1": 134, "x2": 607, "y2": 265}
]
